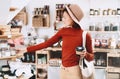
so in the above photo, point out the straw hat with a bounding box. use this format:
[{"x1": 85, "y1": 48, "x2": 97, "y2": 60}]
[{"x1": 65, "y1": 4, "x2": 84, "y2": 24}]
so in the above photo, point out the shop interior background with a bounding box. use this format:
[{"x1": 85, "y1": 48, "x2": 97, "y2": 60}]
[{"x1": 0, "y1": 0, "x2": 120, "y2": 79}]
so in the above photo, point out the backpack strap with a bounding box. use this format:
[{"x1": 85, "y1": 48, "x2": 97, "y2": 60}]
[
  {"x1": 82, "y1": 31, "x2": 87, "y2": 51},
  {"x1": 82, "y1": 31, "x2": 88, "y2": 68}
]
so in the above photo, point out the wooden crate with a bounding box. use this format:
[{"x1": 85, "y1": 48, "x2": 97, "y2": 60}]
[
  {"x1": 32, "y1": 15, "x2": 50, "y2": 28},
  {"x1": 32, "y1": 15, "x2": 43, "y2": 27}
]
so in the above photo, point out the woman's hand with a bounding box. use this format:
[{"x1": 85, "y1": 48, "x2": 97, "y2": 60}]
[
  {"x1": 76, "y1": 50, "x2": 87, "y2": 58},
  {"x1": 15, "y1": 47, "x2": 27, "y2": 56},
  {"x1": 80, "y1": 50, "x2": 87, "y2": 57}
]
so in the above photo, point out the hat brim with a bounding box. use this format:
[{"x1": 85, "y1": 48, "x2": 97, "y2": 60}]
[
  {"x1": 65, "y1": 5, "x2": 79, "y2": 24},
  {"x1": 65, "y1": 4, "x2": 84, "y2": 25}
]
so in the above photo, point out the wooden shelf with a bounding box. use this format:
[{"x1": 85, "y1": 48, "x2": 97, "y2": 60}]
[
  {"x1": 0, "y1": 55, "x2": 21, "y2": 60},
  {"x1": 108, "y1": 53, "x2": 120, "y2": 57},
  {"x1": 95, "y1": 66, "x2": 106, "y2": 69},
  {"x1": 56, "y1": 9, "x2": 64, "y2": 11},
  {"x1": 43, "y1": 47, "x2": 120, "y2": 54},
  {"x1": 107, "y1": 67, "x2": 120, "y2": 73},
  {"x1": 37, "y1": 64, "x2": 48, "y2": 69},
  {"x1": 94, "y1": 48, "x2": 120, "y2": 53},
  {"x1": 36, "y1": 47, "x2": 120, "y2": 54},
  {"x1": 36, "y1": 50, "x2": 49, "y2": 54},
  {"x1": 22, "y1": 62, "x2": 36, "y2": 65},
  {"x1": 10, "y1": 7, "x2": 17, "y2": 11},
  {"x1": 45, "y1": 47, "x2": 62, "y2": 51},
  {"x1": 88, "y1": 31, "x2": 120, "y2": 34},
  {"x1": 0, "y1": 34, "x2": 22, "y2": 39}
]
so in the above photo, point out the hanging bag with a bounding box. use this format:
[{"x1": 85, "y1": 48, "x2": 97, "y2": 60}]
[{"x1": 80, "y1": 31, "x2": 95, "y2": 79}]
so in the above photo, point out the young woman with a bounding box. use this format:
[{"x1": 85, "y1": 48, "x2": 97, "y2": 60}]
[{"x1": 16, "y1": 4, "x2": 94, "y2": 79}]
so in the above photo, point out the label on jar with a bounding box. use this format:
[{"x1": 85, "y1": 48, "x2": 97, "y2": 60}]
[
  {"x1": 101, "y1": 39, "x2": 108, "y2": 48},
  {"x1": 5, "y1": 51, "x2": 11, "y2": 57},
  {"x1": 94, "y1": 39, "x2": 101, "y2": 48}
]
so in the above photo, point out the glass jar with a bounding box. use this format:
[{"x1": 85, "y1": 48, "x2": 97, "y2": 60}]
[
  {"x1": 89, "y1": 22, "x2": 95, "y2": 31},
  {"x1": 0, "y1": 40, "x2": 8, "y2": 48},
  {"x1": 113, "y1": 22, "x2": 119, "y2": 31},
  {"x1": 117, "y1": 38, "x2": 120, "y2": 48},
  {"x1": 108, "y1": 36, "x2": 116, "y2": 49},
  {"x1": 10, "y1": 48, "x2": 16, "y2": 56},
  {"x1": 104, "y1": 21, "x2": 110, "y2": 31},
  {"x1": 5, "y1": 50, "x2": 11, "y2": 57}
]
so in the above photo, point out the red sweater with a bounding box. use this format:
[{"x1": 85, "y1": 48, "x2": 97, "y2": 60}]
[{"x1": 27, "y1": 27, "x2": 94, "y2": 67}]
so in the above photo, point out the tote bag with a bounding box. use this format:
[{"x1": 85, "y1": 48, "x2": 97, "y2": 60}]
[{"x1": 80, "y1": 31, "x2": 95, "y2": 79}]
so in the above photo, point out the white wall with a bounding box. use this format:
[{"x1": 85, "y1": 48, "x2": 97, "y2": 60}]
[
  {"x1": 0, "y1": 0, "x2": 31, "y2": 24},
  {"x1": 21, "y1": 0, "x2": 120, "y2": 38},
  {"x1": 22, "y1": 0, "x2": 90, "y2": 38},
  {"x1": 0, "y1": 0, "x2": 11, "y2": 24},
  {"x1": 26, "y1": 0, "x2": 89, "y2": 27}
]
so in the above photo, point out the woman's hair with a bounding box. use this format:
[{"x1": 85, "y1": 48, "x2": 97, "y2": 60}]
[{"x1": 63, "y1": 6, "x2": 81, "y2": 29}]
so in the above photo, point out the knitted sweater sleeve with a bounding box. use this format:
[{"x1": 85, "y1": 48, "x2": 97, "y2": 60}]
[
  {"x1": 85, "y1": 32, "x2": 94, "y2": 61},
  {"x1": 27, "y1": 30, "x2": 62, "y2": 52}
]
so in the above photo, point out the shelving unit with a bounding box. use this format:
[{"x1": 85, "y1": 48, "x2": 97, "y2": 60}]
[
  {"x1": 90, "y1": 30, "x2": 120, "y2": 79},
  {"x1": 87, "y1": 27, "x2": 120, "y2": 79},
  {"x1": 88, "y1": 0, "x2": 120, "y2": 79},
  {"x1": 54, "y1": 4, "x2": 66, "y2": 30},
  {"x1": 13, "y1": 8, "x2": 28, "y2": 25},
  {"x1": 6, "y1": 0, "x2": 31, "y2": 24},
  {"x1": 35, "y1": 49, "x2": 62, "y2": 79},
  {"x1": 32, "y1": 5, "x2": 50, "y2": 28},
  {"x1": 0, "y1": 34, "x2": 23, "y2": 60},
  {"x1": 35, "y1": 47, "x2": 120, "y2": 79},
  {"x1": 1, "y1": 0, "x2": 120, "y2": 79},
  {"x1": 36, "y1": 50, "x2": 49, "y2": 79}
]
